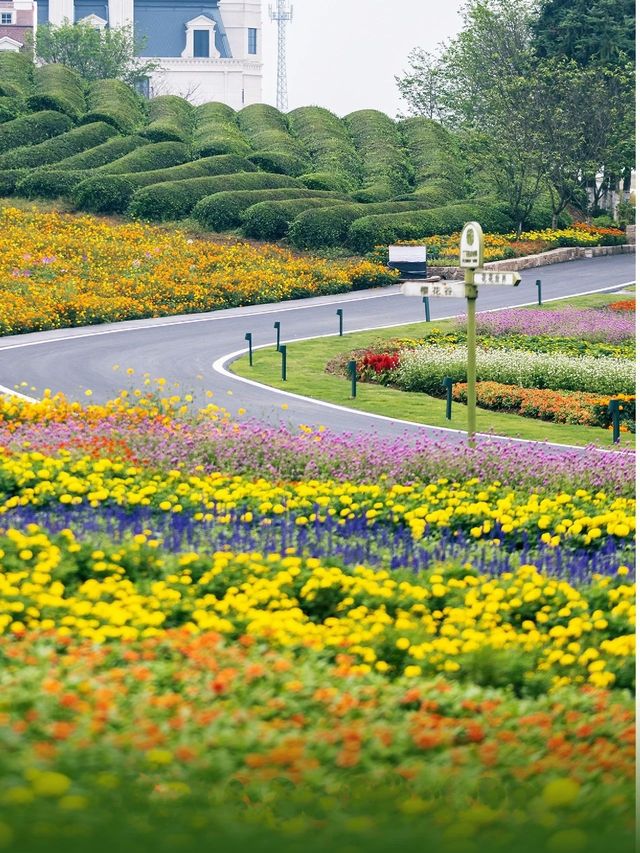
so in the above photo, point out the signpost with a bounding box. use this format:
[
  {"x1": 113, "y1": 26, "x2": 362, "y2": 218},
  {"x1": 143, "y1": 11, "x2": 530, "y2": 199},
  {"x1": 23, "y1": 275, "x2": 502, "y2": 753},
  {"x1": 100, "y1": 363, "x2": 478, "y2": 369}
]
[{"x1": 396, "y1": 222, "x2": 522, "y2": 445}]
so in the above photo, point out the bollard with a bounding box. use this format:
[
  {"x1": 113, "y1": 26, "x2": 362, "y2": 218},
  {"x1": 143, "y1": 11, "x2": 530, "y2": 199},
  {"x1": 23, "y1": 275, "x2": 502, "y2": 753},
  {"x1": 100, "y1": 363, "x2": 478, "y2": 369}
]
[
  {"x1": 348, "y1": 359, "x2": 357, "y2": 398},
  {"x1": 536, "y1": 279, "x2": 542, "y2": 306},
  {"x1": 608, "y1": 399, "x2": 621, "y2": 444},
  {"x1": 274, "y1": 321, "x2": 281, "y2": 350},
  {"x1": 442, "y1": 377, "x2": 454, "y2": 421},
  {"x1": 423, "y1": 296, "x2": 431, "y2": 322},
  {"x1": 279, "y1": 345, "x2": 287, "y2": 381},
  {"x1": 244, "y1": 332, "x2": 253, "y2": 367},
  {"x1": 337, "y1": 308, "x2": 344, "y2": 336}
]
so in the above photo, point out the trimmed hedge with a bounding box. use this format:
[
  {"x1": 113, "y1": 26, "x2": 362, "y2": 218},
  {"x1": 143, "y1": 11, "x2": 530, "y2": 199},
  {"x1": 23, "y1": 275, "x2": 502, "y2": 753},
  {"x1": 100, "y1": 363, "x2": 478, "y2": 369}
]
[
  {"x1": 0, "y1": 122, "x2": 116, "y2": 169},
  {"x1": 0, "y1": 111, "x2": 73, "y2": 154},
  {"x1": 247, "y1": 150, "x2": 309, "y2": 177},
  {"x1": 193, "y1": 102, "x2": 251, "y2": 157},
  {"x1": 70, "y1": 155, "x2": 258, "y2": 213},
  {"x1": 0, "y1": 52, "x2": 33, "y2": 99},
  {"x1": 0, "y1": 97, "x2": 20, "y2": 124},
  {"x1": 0, "y1": 169, "x2": 27, "y2": 196},
  {"x1": 346, "y1": 202, "x2": 514, "y2": 254},
  {"x1": 298, "y1": 172, "x2": 353, "y2": 193},
  {"x1": 50, "y1": 135, "x2": 149, "y2": 170},
  {"x1": 142, "y1": 95, "x2": 194, "y2": 144},
  {"x1": 288, "y1": 199, "x2": 447, "y2": 250},
  {"x1": 345, "y1": 110, "x2": 413, "y2": 202},
  {"x1": 72, "y1": 175, "x2": 136, "y2": 214},
  {"x1": 83, "y1": 79, "x2": 146, "y2": 133},
  {"x1": 288, "y1": 106, "x2": 363, "y2": 192},
  {"x1": 97, "y1": 141, "x2": 192, "y2": 174},
  {"x1": 26, "y1": 64, "x2": 86, "y2": 120},
  {"x1": 16, "y1": 170, "x2": 87, "y2": 200},
  {"x1": 237, "y1": 104, "x2": 309, "y2": 175},
  {"x1": 399, "y1": 117, "x2": 464, "y2": 197},
  {"x1": 192, "y1": 188, "x2": 341, "y2": 231},
  {"x1": 242, "y1": 197, "x2": 347, "y2": 240},
  {"x1": 129, "y1": 172, "x2": 300, "y2": 221}
]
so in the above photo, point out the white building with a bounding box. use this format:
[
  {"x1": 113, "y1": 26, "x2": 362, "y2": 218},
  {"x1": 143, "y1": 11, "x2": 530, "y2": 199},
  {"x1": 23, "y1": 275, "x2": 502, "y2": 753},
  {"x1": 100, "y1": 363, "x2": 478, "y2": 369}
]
[{"x1": 2, "y1": 0, "x2": 262, "y2": 107}]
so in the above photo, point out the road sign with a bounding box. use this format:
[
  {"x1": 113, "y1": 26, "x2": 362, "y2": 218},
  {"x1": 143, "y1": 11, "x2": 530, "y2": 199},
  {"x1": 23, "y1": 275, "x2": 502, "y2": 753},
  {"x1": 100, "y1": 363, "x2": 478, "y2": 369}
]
[
  {"x1": 401, "y1": 281, "x2": 467, "y2": 298},
  {"x1": 460, "y1": 221, "x2": 484, "y2": 268},
  {"x1": 472, "y1": 270, "x2": 521, "y2": 286}
]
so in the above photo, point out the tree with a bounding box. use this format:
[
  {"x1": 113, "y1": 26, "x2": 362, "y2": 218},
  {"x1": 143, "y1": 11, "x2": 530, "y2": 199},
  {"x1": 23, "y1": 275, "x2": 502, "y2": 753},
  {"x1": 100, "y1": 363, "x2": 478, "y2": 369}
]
[
  {"x1": 396, "y1": 49, "x2": 450, "y2": 121},
  {"x1": 33, "y1": 22, "x2": 159, "y2": 86}
]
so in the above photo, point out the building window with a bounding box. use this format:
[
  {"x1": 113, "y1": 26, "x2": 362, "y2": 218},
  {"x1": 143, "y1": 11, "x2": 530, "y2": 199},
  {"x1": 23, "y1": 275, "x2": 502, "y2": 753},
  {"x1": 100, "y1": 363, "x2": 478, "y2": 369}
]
[
  {"x1": 1, "y1": 12, "x2": 14, "y2": 25},
  {"x1": 193, "y1": 30, "x2": 210, "y2": 58},
  {"x1": 134, "y1": 78, "x2": 150, "y2": 99},
  {"x1": 248, "y1": 28, "x2": 257, "y2": 55}
]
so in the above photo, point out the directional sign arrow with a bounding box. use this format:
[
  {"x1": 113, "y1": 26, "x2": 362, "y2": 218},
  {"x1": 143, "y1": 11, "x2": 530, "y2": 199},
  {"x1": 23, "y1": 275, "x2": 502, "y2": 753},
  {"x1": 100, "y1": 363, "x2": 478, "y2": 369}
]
[{"x1": 472, "y1": 270, "x2": 521, "y2": 286}]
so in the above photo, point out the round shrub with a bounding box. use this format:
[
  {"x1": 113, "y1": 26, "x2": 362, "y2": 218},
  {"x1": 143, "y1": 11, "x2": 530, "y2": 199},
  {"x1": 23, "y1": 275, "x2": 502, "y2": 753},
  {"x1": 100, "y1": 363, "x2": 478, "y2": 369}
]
[
  {"x1": 98, "y1": 141, "x2": 192, "y2": 174},
  {"x1": 73, "y1": 175, "x2": 136, "y2": 214},
  {"x1": 242, "y1": 197, "x2": 346, "y2": 240},
  {"x1": 247, "y1": 150, "x2": 308, "y2": 176},
  {"x1": 27, "y1": 64, "x2": 86, "y2": 120},
  {"x1": 129, "y1": 172, "x2": 300, "y2": 222},
  {"x1": 0, "y1": 111, "x2": 73, "y2": 154},
  {"x1": 193, "y1": 188, "x2": 339, "y2": 231},
  {"x1": 345, "y1": 109, "x2": 413, "y2": 201},
  {"x1": 0, "y1": 122, "x2": 116, "y2": 169},
  {"x1": 0, "y1": 169, "x2": 27, "y2": 196},
  {"x1": 83, "y1": 79, "x2": 146, "y2": 133},
  {"x1": 399, "y1": 117, "x2": 464, "y2": 194},
  {"x1": 16, "y1": 170, "x2": 87, "y2": 200},
  {"x1": 193, "y1": 102, "x2": 251, "y2": 157},
  {"x1": 346, "y1": 202, "x2": 513, "y2": 254},
  {"x1": 51, "y1": 135, "x2": 150, "y2": 171},
  {"x1": 0, "y1": 97, "x2": 20, "y2": 124},
  {"x1": 142, "y1": 95, "x2": 194, "y2": 144},
  {"x1": 288, "y1": 106, "x2": 363, "y2": 192},
  {"x1": 0, "y1": 52, "x2": 33, "y2": 99},
  {"x1": 298, "y1": 171, "x2": 354, "y2": 192}
]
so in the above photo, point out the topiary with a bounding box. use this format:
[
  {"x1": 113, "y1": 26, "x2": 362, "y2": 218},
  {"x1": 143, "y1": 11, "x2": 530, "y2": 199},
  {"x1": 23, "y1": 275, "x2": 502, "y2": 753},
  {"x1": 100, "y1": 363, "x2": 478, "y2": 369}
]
[
  {"x1": 16, "y1": 170, "x2": 87, "y2": 200},
  {"x1": 193, "y1": 188, "x2": 341, "y2": 232},
  {"x1": 241, "y1": 197, "x2": 346, "y2": 240},
  {"x1": 73, "y1": 174, "x2": 137, "y2": 214},
  {"x1": 0, "y1": 122, "x2": 116, "y2": 169},
  {"x1": 97, "y1": 141, "x2": 192, "y2": 174},
  {"x1": 0, "y1": 111, "x2": 73, "y2": 154}
]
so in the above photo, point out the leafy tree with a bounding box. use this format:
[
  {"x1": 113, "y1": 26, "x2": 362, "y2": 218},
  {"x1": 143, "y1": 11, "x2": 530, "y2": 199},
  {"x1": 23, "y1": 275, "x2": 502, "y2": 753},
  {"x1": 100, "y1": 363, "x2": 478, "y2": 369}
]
[
  {"x1": 33, "y1": 22, "x2": 159, "y2": 86},
  {"x1": 396, "y1": 49, "x2": 450, "y2": 121},
  {"x1": 533, "y1": 0, "x2": 635, "y2": 68}
]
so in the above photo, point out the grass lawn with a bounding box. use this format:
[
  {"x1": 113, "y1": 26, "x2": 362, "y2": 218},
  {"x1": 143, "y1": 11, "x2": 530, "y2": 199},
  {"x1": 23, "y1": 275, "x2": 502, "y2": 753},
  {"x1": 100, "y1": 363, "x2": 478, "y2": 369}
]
[{"x1": 232, "y1": 292, "x2": 635, "y2": 449}]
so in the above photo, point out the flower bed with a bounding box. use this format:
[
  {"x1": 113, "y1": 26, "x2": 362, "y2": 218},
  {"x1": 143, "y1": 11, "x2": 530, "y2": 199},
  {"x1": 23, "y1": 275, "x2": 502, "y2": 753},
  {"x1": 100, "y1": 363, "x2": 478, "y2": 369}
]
[
  {"x1": 0, "y1": 207, "x2": 397, "y2": 336},
  {"x1": 0, "y1": 390, "x2": 635, "y2": 852},
  {"x1": 468, "y1": 308, "x2": 635, "y2": 344}
]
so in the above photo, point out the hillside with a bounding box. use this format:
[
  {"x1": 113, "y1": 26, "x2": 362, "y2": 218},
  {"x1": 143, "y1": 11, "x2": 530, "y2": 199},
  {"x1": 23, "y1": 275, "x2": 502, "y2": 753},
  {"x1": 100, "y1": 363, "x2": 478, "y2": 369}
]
[{"x1": 0, "y1": 53, "x2": 555, "y2": 253}]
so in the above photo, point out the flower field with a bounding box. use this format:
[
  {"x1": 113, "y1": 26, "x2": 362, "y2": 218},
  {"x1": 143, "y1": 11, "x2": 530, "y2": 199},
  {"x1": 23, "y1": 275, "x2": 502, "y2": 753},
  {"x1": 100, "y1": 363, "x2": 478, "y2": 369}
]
[
  {"x1": 333, "y1": 300, "x2": 636, "y2": 432},
  {"x1": 0, "y1": 388, "x2": 635, "y2": 853},
  {"x1": 0, "y1": 207, "x2": 396, "y2": 336}
]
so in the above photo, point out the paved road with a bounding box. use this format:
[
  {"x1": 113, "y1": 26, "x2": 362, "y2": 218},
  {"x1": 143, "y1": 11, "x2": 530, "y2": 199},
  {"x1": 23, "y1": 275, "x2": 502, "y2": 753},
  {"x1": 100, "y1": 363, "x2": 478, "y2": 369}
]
[{"x1": 1, "y1": 255, "x2": 634, "y2": 442}]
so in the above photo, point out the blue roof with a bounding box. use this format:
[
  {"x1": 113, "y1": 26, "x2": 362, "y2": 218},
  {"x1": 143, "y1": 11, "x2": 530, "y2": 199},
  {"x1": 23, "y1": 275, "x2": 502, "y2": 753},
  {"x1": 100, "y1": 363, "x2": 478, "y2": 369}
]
[{"x1": 134, "y1": 1, "x2": 232, "y2": 58}]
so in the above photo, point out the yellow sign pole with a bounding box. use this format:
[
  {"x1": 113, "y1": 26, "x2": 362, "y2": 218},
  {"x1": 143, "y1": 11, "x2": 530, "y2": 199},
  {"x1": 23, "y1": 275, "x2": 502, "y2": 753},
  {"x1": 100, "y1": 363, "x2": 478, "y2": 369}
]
[{"x1": 460, "y1": 222, "x2": 484, "y2": 447}]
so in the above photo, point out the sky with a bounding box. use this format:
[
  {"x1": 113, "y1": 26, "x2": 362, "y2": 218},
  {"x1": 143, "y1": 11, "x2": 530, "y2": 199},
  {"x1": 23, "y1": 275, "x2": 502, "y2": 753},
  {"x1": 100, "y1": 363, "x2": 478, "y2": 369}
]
[{"x1": 260, "y1": 0, "x2": 465, "y2": 117}]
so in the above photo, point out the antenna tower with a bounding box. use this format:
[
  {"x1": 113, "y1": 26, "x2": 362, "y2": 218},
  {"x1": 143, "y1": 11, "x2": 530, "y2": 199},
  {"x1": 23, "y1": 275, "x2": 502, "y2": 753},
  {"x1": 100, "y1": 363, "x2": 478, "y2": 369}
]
[{"x1": 269, "y1": 0, "x2": 293, "y2": 112}]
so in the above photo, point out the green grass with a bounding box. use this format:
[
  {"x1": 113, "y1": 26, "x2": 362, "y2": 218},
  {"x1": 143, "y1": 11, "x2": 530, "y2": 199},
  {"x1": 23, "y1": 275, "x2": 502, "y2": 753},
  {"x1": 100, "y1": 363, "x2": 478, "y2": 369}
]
[{"x1": 231, "y1": 293, "x2": 635, "y2": 448}]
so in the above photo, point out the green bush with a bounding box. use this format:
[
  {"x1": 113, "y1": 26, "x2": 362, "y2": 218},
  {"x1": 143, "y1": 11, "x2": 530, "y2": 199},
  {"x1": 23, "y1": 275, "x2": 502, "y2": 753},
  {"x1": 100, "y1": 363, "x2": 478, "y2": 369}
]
[
  {"x1": 0, "y1": 111, "x2": 73, "y2": 154},
  {"x1": 288, "y1": 199, "x2": 447, "y2": 250},
  {"x1": 26, "y1": 64, "x2": 86, "y2": 120},
  {"x1": 298, "y1": 171, "x2": 354, "y2": 192},
  {"x1": 51, "y1": 135, "x2": 149, "y2": 170},
  {"x1": 73, "y1": 175, "x2": 136, "y2": 214},
  {"x1": 524, "y1": 195, "x2": 572, "y2": 230},
  {"x1": 16, "y1": 170, "x2": 87, "y2": 200},
  {"x1": 142, "y1": 95, "x2": 194, "y2": 144},
  {"x1": 399, "y1": 117, "x2": 464, "y2": 197},
  {"x1": 192, "y1": 188, "x2": 340, "y2": 231},
  {"x1": 345, "y1": 110, "x2": 413, "y2": 201},
  {"x1": 288, "y1": 106, "x2": 363, "y2": 192},
  {"x1": 0, "y1": 52, "x2": 33, "y2": 99},
  {"x1": 346, "y1": 202, "x2": 513, "y2": 253},
  {"x1": 83, "y1": 79, "x2": 146, "y2": 133},
  {"x1": 193, "y1": 102, "x2": 251, "y2": 157},
  {"x1": 242, "y1": 197, "x2": 347, "y2": 240},
  {"x1": 0, "y1": 169, "x2": 27, "y2": 196},
  {"x1": 129, "y1": 172, "x2": 300, "y2": 221},
  {"x1": 0, "y1": 97, "x2": 20, "y2": 124},
  {"x1": 97, "y1": 141, "x2": 192, "y2": 174},
  {"x1": 69, "y1": 155, "x2": 257, "y2": 213},
  {"x1": 0, "y1": 122, "x2": 116, "y2": 169},
  {"x1": 247, "y1": 150, "x2": 309, "y2": 176}
]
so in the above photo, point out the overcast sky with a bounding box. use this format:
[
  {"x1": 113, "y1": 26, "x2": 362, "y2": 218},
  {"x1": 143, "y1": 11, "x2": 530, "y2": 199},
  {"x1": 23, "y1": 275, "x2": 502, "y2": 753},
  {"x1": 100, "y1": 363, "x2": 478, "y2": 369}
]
[{"x1": 259, "y1": 0, "x2": 465, "y2": 117}]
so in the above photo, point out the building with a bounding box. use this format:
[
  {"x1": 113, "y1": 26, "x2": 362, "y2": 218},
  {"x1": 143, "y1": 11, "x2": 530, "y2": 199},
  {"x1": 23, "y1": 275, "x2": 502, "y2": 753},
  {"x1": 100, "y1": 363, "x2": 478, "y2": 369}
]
[
  {"x1": 0, "y1": 1, "x2": 37, "y2": 52},
  {"x1": 0, "y1": 0, "x2": 262, "y2": 108}
]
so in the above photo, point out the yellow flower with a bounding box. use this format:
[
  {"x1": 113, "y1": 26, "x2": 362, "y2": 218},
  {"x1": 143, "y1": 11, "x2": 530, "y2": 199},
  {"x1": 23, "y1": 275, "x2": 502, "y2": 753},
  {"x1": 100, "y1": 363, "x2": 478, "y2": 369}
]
[
  {"x1": 542, "y1": 778, "x2": 580, "y2": 809},
  {"x1": 31, "y1": 772, "x2": 72, "y2": 798}
]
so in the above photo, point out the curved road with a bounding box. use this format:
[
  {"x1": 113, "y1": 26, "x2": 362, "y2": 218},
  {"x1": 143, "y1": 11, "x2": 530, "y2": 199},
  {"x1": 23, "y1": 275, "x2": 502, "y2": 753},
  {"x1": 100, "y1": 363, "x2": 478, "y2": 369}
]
[{"x1": 1, "y1": 255, "x2": 634, "y2": 442}]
